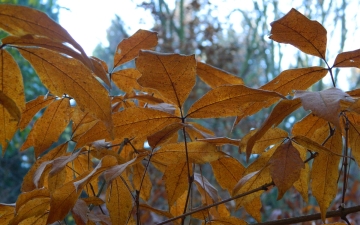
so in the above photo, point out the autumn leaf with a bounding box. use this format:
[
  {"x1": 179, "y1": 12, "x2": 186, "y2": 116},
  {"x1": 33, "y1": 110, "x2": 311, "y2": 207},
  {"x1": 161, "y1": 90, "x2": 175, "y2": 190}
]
[
  {"x1": 0, "y1": 204, "x2": 14, "y2": 225},
  {"x1": 292, "y1": 142, "x2": 310, "y2": 202},
  {"x1": 291, "y1": 113, "x2": 327, "y2": 138},
  {"x1": 137, "y1": 50, "x2": 196, "y2": 108},
  {"x1": 21, "y1": 98, "x2": 71, "y2": 157},
  {"x1": 133, "y1": 163, "x2": 152, "y2": 201},
  {"x1": 269, "y1": 140, "x2": 304, "y2": 199},
  {"x1": 333, "y1": 49, "x2": 360, "y2": 68},
  {"x1": 113, "y1": 29, "x2": 158, "y2": 68},
  {"x1": 163, "y1": 162, "x2": 192, "y2": 206},
  {"x1": 194, "y1": 173, "x2": 219, "y2": 203},
  {"x1": 244, "y1": 197, "x2": 262, "y2": 222},
  {"x1": 18, "y1": 47, "x2": 113, "y2": 131},
  {"x1": 196, "y1": 137, "x2": 239, "y2": 146},
  {"x1": 261, "y1": 67, "x2": 328, "y2": 96},
  {"x1": 111, "y1": 68, "x2": 142, "y2": 93},
  {"x1": 187, "y1": 85, "x2": 284, "y2": 119},
  {"x1": 139, "y1": 204, "x2": 173, "y2": 219},
  {"x1": 294, "y1": 87, "x2": 354, "y2": 127},
  {"x1": 147, "y1": 122, "x2": 184, "y2": 148},
  {"x1": 207, "y1": 217, "x2": 248, "y2": 225},
  {"x1": 311, "y1": 130, "x2": 342, "y2": 221},
  {"x1": 196, "y1": 61, "x2": 244, "y2": 88},
  {"x1": 71, "y1": 199, "x2": 89, "y2": 225},
  {"x1": 270, "y1": 8, "x2": 327, "y2": 59},
  {"x1": 349, "y1": 122, "x2": 360, "y2": 165}
]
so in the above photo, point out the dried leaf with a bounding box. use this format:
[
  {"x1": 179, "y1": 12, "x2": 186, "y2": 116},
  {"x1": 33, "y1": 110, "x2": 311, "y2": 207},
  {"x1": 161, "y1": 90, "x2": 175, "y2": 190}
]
[
  {"x1": 194, "y1": 173, "x2": 219, "y2": 203},
  {"x1": 333, "y1": 49, "x2": 360, "y2": 68},
  {"x1": 196, "y1": 62, "x2": 244, "y2": 88},
  {"x1": 163, "y1": 162, "x2": 192, "y2": 206},
  {"x1": 292, "y1": 142, "x2": 310, "y2": 202},
  {"x1": 133, "y1": 163, "x2": 152, "y2": 201},
  {"x1": 114, "y1": 29, "x2": 157, "y2": 68},
  {"x1": 261, "y1": 67, "x2": 328, "y2": 96},
  {"x1": 137, "y1": 50, "x2": 196, "y2": 108},
  {"x1": 292, "y1": 135, "x2": 342, "y2": 156},
  {"x1": 106, "y1": 176, "x2": 133, "y2": 225},
  {"x1": 244, "y1": 197, "x2": 262, "y2": 222},
  {"x1": 139, "y1": 204, "x2": 173, "y2": 219},
  {"x1": 170, "y1": 190, "x2": 188, "y2": 225},
  {"x1": 185, "y1": 122, "x2": 215, "y2": 140},
  {"x1": 269, "y1": 140, "x2": 304, "y2": 199},
  {"x1": 294, "y1": 87, "x2": 354, "y2": 127},
  {"x1": 147, "y1": 122, "x2": 184, "y2": 148},
  {"x1": 187, "y1": 85, "x2": 284, "y2": 119},
  {"x1": 89, "y1": 56, "x2": 110, "y2": 87},
  {"x1": 111, "y1": 68, "x2": 142, "y2": 93},
  {"x1": 21, "y1": 98, "x2": 71, "y2": 157},
  {"x1": 349, "y1": 123, "x2": 360, "y2": 166},
  {"x1": 18, "y1": 47, "x2": 112, "y2": 131},
  {"x1": 311, "y1": 130, "x2": 342, "y2": 221},
  {"x1": 71, "y1": 199, "x2": 89, "y2": 225},
  {"x1": 269, "y1": 8, "x2": 327, "y2": 58},
  {"x1": 291, "y1": 113, "x2": 327, "y2": 138},
  {"x1": 196, "y1": 137, "x2": 239, "y2": 146},
  {"x1": 207, "y1": 217, "x2": 247, "y2": 225},
  {"x1": 210, "y1": 157, "x2": 245, "y2": 193},
  {"x1": 0, "y1": 204, "x2": 14, "y2": 224}
]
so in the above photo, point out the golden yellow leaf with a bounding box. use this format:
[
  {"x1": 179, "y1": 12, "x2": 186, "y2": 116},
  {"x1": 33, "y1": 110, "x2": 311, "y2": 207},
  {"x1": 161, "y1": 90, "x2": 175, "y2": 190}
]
[
  {"x1": 291, "y1": 113, "x2": 327, "y2": 138},
  {"x1": 246, "y1": 98, "x2": 301, "y2": 159},
  {"x1": 0, "y1": 204, "x2": 14, "y2": 225},
  {"x1": 0, "y1": 4, "x2": 89, "y2": 62},
  {"x1": 244, "y1": 197, "x2": 262, "y2": 222},
  {"x1": 106, "y1": 176, "x2": 133, "y2": 225},
  {"x1": 139, "y1": 204, "x2": 173, "y2": 219},
  {"x1": 185, "y1": 122, "x2": 215, "y2": 140},
  {"x1": 132, "y1": 163, "x2": 152, "y2": 201},
  {"x1": 239, "y1": 127, "x2": 288, "y2": 154},
  {"x1": 10, "y1": 188, "x2": 50, "y2": 225},
  {"x1": 137, "y1": 50, "x2": 196, "y2": 108},
  {"x1": 147, "y1": 122, "x2": 184, "y2": 148},
  {"x1": 292, "y1": 142, "x2": 310, "y2": 202},
  {"x1": 48, "y1": 166, "x2": 66, "y2": 194},
  {"x1": 187, "y1": 85, "x2": 283, "y2": 119},
  {"x1": 21, "y1": 98, "x2": 71, "y2": 157},
  {"x1": 18, "y1": 47, "x2": 112, "y2": 131},
  {"x1": 111, "y1": 68, "x2": 142, "y2": 93},
  {"x1": 89, "y1": 56, "x2": 110, "y2": 87},
  {"x1": 311, "y1": 130, "x2": 342, "y2": 221},
  {"x1": 152, "y1": 142, "x2": 223, "y2": 166},
  {"x1": 349, "y1": 123, "x2": 360, "y2": 166},
  {"x1": 0, "y1": 49, "x2": 25, "y2": 152},
  {"x1": 294, "y1": 87, "x2": 354, "y2": 127},
  {"x1": 210, "y1": 156, "x2": 245, "y2": 193},
  {"x1": 163, "y1": 162, "x2": 192, "y2": 206},
  {"x1": 70, "y1": 107, "x2": 98, "y2": 142},
  {"x1": 196, "y1": 62, "x2": 244, "y2": 88},
  {"x1": 114, "y1": 29, "x2": 157, "y2": 68},
  {"x1": 270, "y1": 8, "x2": 327, "y2": 59},
  {"x1": 245, "y1": 144, "x2": 278, "y2": 175},
  {"x1": 269, "y1": 140, "x2": 304, "y2": 199},
  {"x1": 333, "y1": 49, "x2": 360, "y2": 68},
  {"x1": 18, "y1": 95, "x2": 56, "y2": 130},
  {"x1": 170, "y1": 190, "x2": 188, "y2": 225},
  {"x1": 207, "y1": 217, "x2": 247, "y2": 225},
  {"x1": 21, "y1": 143, "x2": 68, "y2": 192},
  {"x1": 292, "y1": 135, "x2": 341, "y2": 156},
  {"x1": 72, "y1": 153, "x2": 98, "y2": 197},
  {"x1": 261, "y1": 67, "x2": 328, "y2": 96}
]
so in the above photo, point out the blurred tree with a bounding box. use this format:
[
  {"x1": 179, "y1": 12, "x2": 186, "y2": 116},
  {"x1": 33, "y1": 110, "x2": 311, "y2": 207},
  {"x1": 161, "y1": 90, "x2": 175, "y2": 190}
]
[{"x1": 0, "y1": 0, "x2": 60, "y2": 203}]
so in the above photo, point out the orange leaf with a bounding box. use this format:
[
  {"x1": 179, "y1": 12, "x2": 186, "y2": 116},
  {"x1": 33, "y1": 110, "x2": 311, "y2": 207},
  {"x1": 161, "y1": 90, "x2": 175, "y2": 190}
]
[
  {"x1": 148, "y1": 122, "x2": 184, "y2": 148},
  {"x1": 111, "y1": 68, "x2": 142, "y2": 93},
  {"x1": 113, "y1": 29, "x2": 157, "y2": 68},
  {"x1": 18, "y1": 47, "x2": 113, "y2": 131},
  {"x1": 21, "y1": 98, "x2": 71, "y2": 157},
  {"x1": 196, "y1": 62, "x2": 244, "y2": 88},
  {"x1": 133, "y1": 163, "x2": 152, "y2": 201},
  {"x1": 70, "y1": 107, "x2": 98, "y2": 142},
  {"x1": 0, "y1": 4, "x2": 89, "y2": 63},
  {"x1": 137, "y1": 50, "x2": 196, "y2": 108},
  {"x1": 210, "y1": 157, "x2": 245, "y2": 193},
  {"x1": 246, "y1": 98, "x2": 301, "y2": 159},
  {"x1": 185, "y1": 122, "x2": 215, "y2": 140},
  {"x1": 194, "y1": 173, "x2": 219, "y2": 203},
  {"x1": 106, "y1": 176, "x2": 133, "y2": 225},
  {"x1": 269, "y1": 140, "x2": 304, "y2": 199},
  {"x1": 294, "y1": 87, "x2": 354, "y2": 127},
  {"x1": 261, "y1": 67, "x2": 328, "y2": 96},
  {"x1": 196, "y1": 137, "x2": 239, "y2": 146},
  {"x1": 292, "y1": 113, "x2": 327, "y2": 138},
  {"x1": 349, "y1": 123, "x2": 360, "y2": 165},
  {"x1": 208, "y1": 217, "x2": 247, "y2": 225},
  {"x1": 151, "y1": 142, "x2": 223, "y2": 166},
  {"x1": 244, "y1": 197, "x2": 262, "y2": 222},
  {"x1": 311, "y1": 130, "x2": 342, "y2": 221},
  {"x1": 187, "y1": 85, "x2": 284, "y2": 119},
  {"x1": 18, "y1": 95, "x2": 56, "y2": 130},
  {"x1": 170, "y1": 190, "x2": 188, "y2": 225},
  {"x1": 89, "y1": 56, "x2": 111, "y2": 87},
  {"x1": 333, "y1": 49, "x2": 360, "y2": 68},
  {"x1": 292, "y1": 142, "x2": 310, "y2": 202},
  {"x1": 0, "y1": 204, "x2": 14, "y2": 225},
  {"x1": 269, "y1": 8, "x2": 327, "y2": 59},
  {"x1": 139, "y1": 204, "x2": 173, "y2": 219},
  {"x1": 163, "y1": 162, "x2": 192, "y2": 206}
]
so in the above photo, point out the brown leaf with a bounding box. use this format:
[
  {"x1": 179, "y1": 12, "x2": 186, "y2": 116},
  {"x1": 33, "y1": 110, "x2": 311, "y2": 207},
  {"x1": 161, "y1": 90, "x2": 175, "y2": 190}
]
[
  {"x1": 21, "y1": 98, "x2": 71, "y2": 157},
  {"x1": 18, "y1": 95, "x2": 56, "y2": 130},
  {"x1": 196, "y1": 137, "x2": 239, "y2": 146},
  {"x1": 269, "y1": 8, "x2": 327, "y2": 58},
  {"x1": 210, "y1": 157, "x2": 245, "y2": 193},
  {"x1": 261, "y1": 67, "x2": 328, "y2": 96},
  {"x1": 127, "y1": 92, "x2": 164, "y2": 104},
  {"x1": 207, "y1": 217, "x2": 247, "y2": 225},
  {"x1": 139, "y1": 204, "x2": 173, "y2": 219},
  {"x1": 292, "y1": 142, "x2": 310, "y2": 202},
  {"x1": 114, "y1": 29, "x2": 157, "y2": 68},
  {"x1": 0, "y1": 204, "x2": 14, "y2": 225},
  {"x1": 349, "y1": 123, "x2": 360, "y2": 166},
  {"x1": 71, "y1": 199, "x2": 89, "y2": 225},
  {"x1": 133, "y1": 163, "x2": 152, "y2": 201},
  {"x1": 269, "y1": 140, "x2": 304, "y2": 199},
  {"x1": 194, "y1": 173, "x2": 219, "y2": 203},
  {"x1": 196, "y1": 62, "x2": 244, "y2": 88},
  {"x1": 148, "y1": 122, "x2": 184, "y2": 149},
  {"x1": 311, "y1": 130, "x2": 342, "y2": 221},
  {"x1": 163, "y1": 162, "x2": 192, "y2": 206},
  {"x1": 184, "y1": 122, "x2": 215, "y2": 140},
  {"x1": 239, "y1": 127, "x2": 288, "y2": 154},
  {"x1": 18, "y1": 47, "x2": 113, "y2": 131},
  {"x1": 333, "y1": 49, "x2": 360, "y2": 68},
  {"x1": 0, "y1": 5, "x2": 89, "y2": 63},
  {"x1": 70, "y1": 107, "x2": 98, "y2": 142},
  {"x1": 151, "y1": 142, "x2": 223, "y2": 166},
  {"x1": 137, "y1": 50, "x2": 196, "y2": 108},
  {"x1": 246, "y1": 98, "x2": 301, "y2": 159},
  {"x1": 106, "y1": 176, "x2": 133, "y2": 225},
  {"x1": 111, "y1": 68, "x2": 142, "y2": 93},
  {"x1": 295, "y1": 88, "x2": 354, "y2": 127},
  {"x1": 89, "y1": 56, "x2": 111, "y2": 87},
  {"x1": 187, "y1": 85, "x2": 284, "y2": 119},
  {"x1": 170, "y1": 190, "x2": 188, "y2": 225}
]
